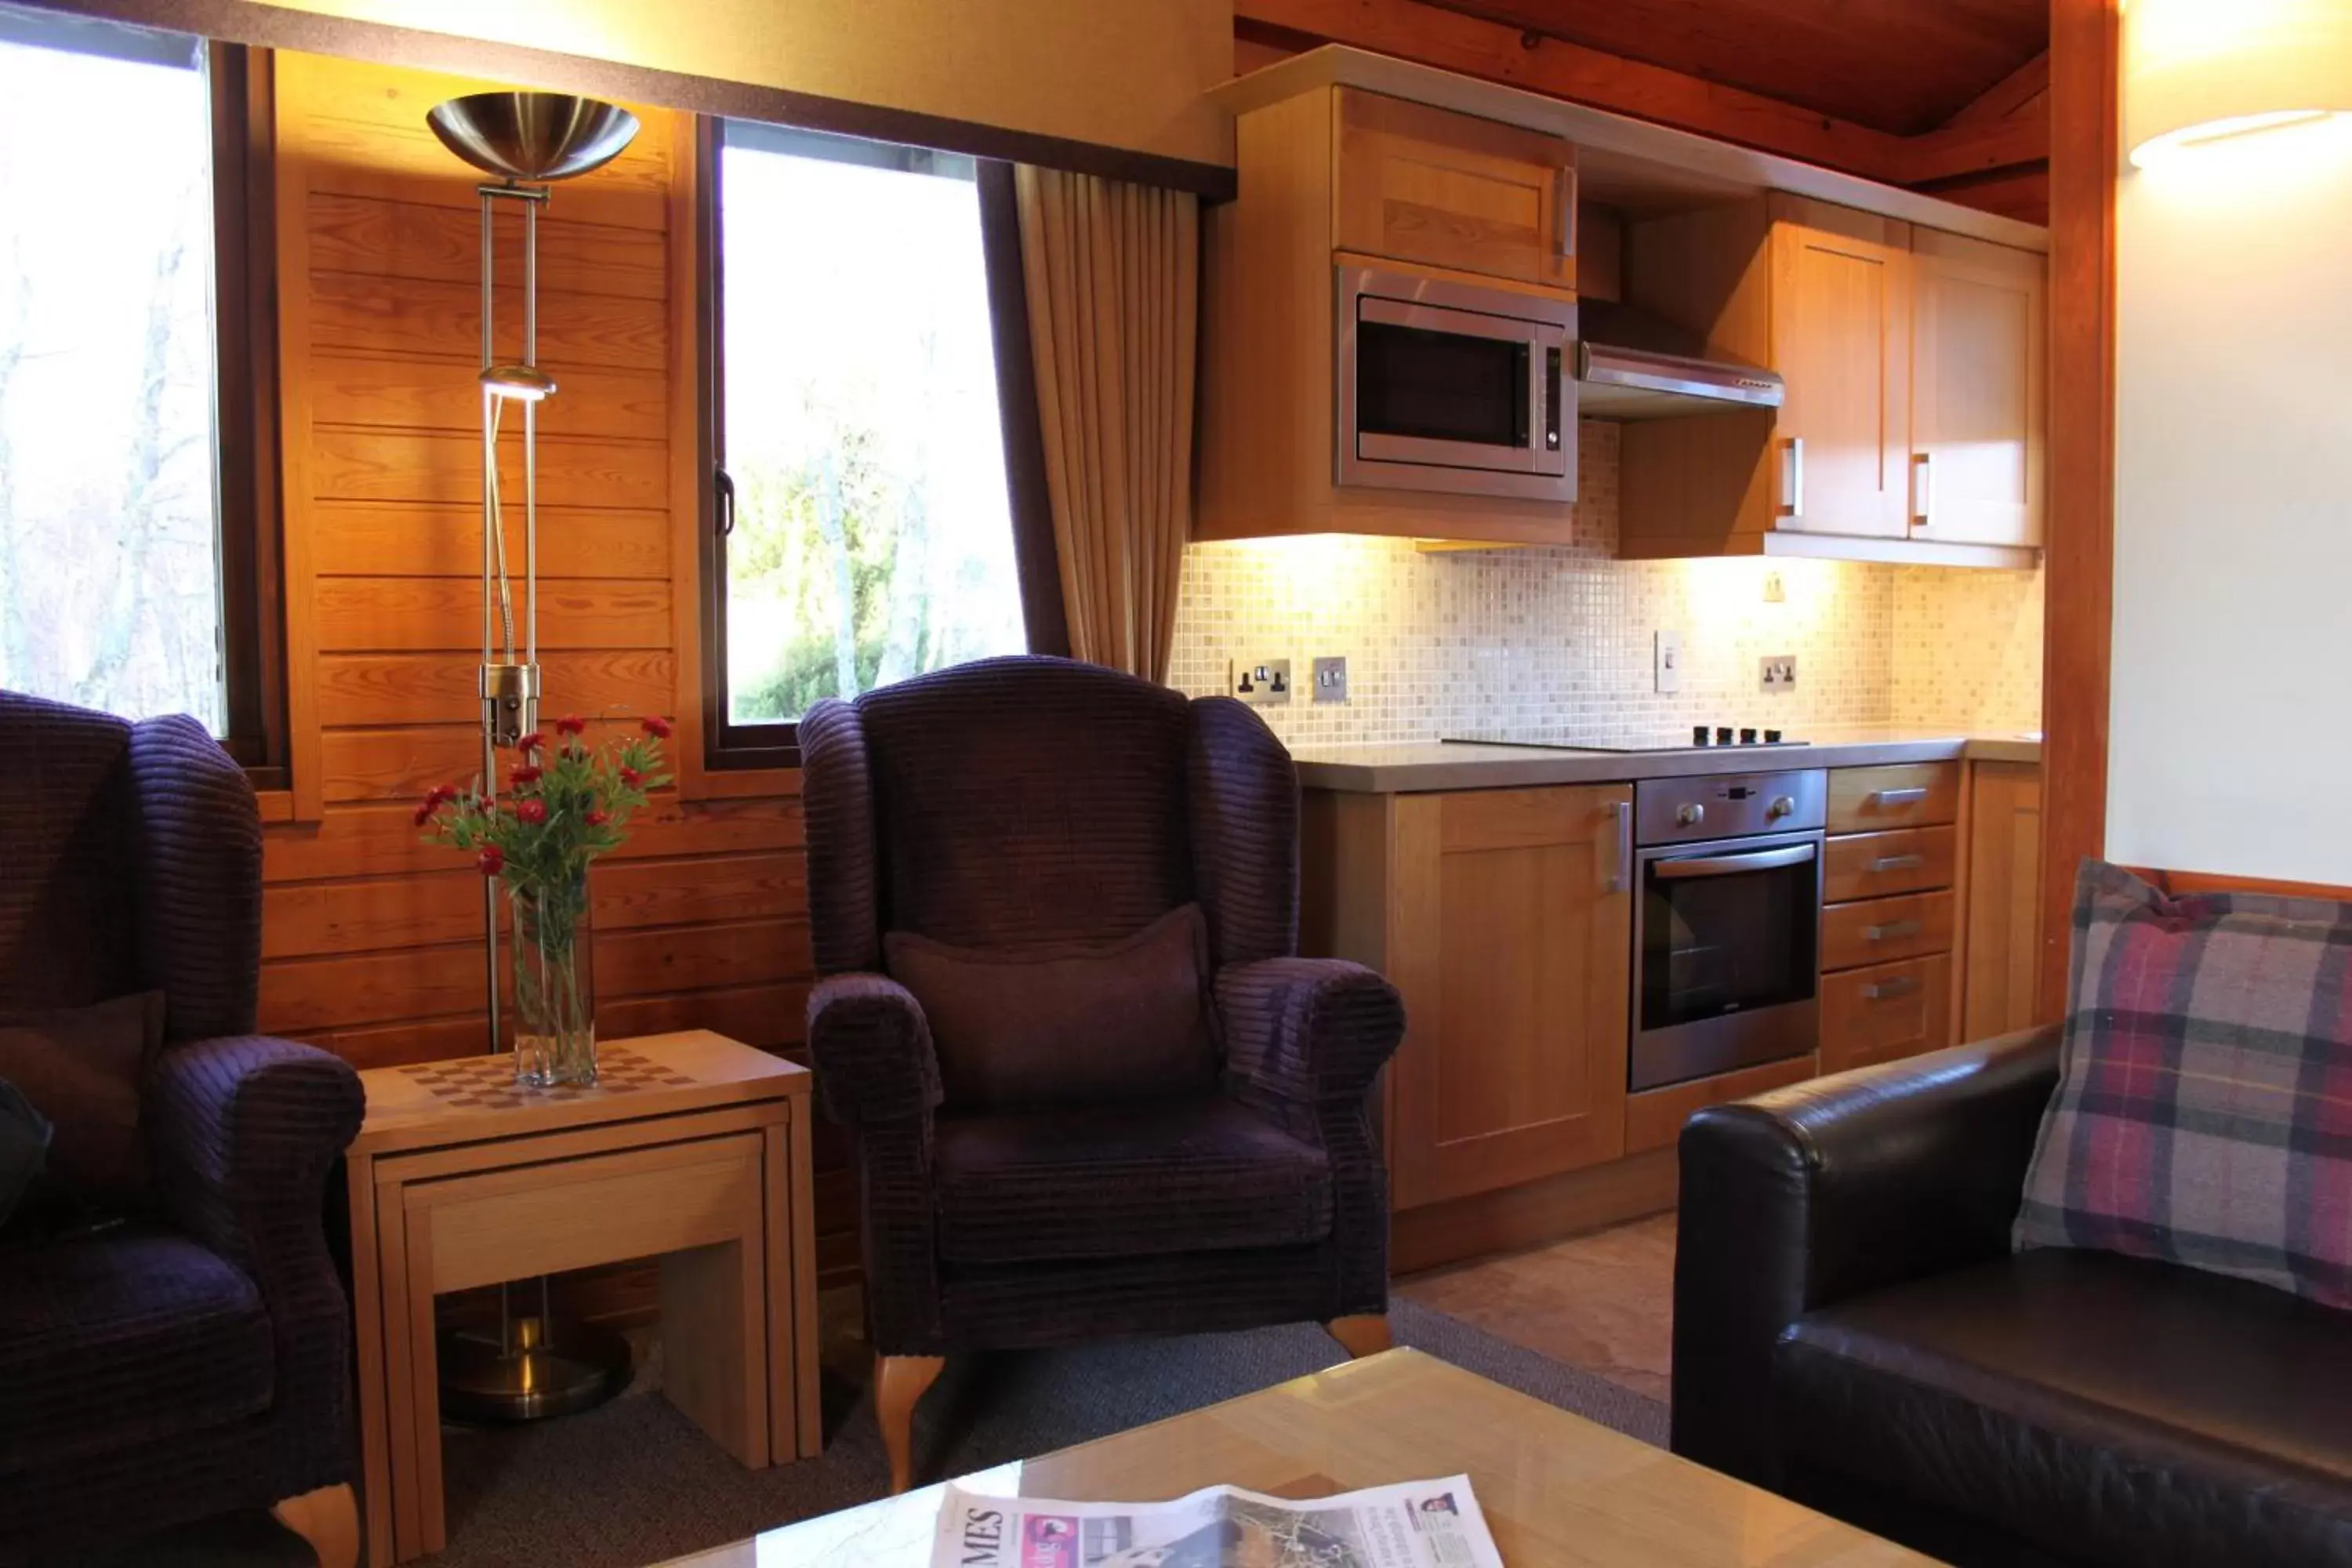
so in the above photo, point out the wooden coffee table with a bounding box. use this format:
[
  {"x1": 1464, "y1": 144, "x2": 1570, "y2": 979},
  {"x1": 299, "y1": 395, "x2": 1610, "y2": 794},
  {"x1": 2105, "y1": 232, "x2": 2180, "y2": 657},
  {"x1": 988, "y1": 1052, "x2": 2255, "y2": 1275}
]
[
  {"x1": 659, "y1": 1348, "x2": 1936, "y2": 1566},
  {"x1": 347, "y1": 1031, "x2": 818, "y2": 1567}
]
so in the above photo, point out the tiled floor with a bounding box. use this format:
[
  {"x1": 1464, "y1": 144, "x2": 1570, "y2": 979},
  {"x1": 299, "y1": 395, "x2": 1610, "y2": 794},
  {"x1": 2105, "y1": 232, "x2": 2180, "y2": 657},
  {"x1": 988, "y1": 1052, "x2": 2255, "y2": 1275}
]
[{"x1": 1395, "y1": 1212, "x2": 1679, "y2": 1403}]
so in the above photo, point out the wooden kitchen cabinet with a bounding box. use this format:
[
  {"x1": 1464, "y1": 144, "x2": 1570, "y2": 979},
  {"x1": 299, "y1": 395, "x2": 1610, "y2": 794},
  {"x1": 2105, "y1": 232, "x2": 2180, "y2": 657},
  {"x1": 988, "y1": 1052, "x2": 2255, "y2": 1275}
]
[
  {"x1": 1818, "y1": 763, "x2": 1963, "y2": 1068},
  {"x1": 1962, "y1": 762, "x2": 2044, "y2": 1040},
  {"x1": 1197, "y1": 84, "x2": 1582, "y2": 546},
  {"x1": 1334, "y1": 88, "x2": 1577, "y2": 289},
  {"x1": 1912, "y1": 230, "x2": 2046, "y2": 548},
  {"x1": 1821, "y1": 955, "x2": 1954, "y2": 1075},
  {"x1": 1768, "y1": 198, "x2": 1915, "y2": 539},
  {"x1": 1619, "y1": 195, "x2": 2042, "y2": 568},
  {"x1": 1302, "y1": 784, "x2": 1633, "y2": 1210}
]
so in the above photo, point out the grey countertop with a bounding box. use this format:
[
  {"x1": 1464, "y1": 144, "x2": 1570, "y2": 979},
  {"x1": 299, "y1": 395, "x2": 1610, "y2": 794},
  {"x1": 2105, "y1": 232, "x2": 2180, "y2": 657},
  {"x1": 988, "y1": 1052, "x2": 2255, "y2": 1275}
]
[{"x1": 1288, "y1": 728, "x2": 2042, "y2": 793}]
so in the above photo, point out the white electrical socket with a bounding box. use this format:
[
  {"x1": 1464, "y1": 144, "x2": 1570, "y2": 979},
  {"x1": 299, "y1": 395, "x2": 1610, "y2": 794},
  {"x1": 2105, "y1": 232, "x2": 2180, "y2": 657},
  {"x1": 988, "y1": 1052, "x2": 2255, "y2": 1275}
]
[
  {"x1": 1655, "y1": 630, "x2": 1684, "y2": 695},
  {"x1": 1760, "y1": 655, "x2": 1797, "y2": 691}
]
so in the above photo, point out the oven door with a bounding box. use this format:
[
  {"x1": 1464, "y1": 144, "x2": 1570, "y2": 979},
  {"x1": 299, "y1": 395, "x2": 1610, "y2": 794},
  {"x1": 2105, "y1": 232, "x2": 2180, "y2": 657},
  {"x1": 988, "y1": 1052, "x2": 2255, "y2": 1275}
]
[
  {"x1": 1629, "y1": 829, "x2": 1822, "y2": 1091},
  {"x1": 1338, "y1": 264, "x2": 1575, "y2": 500}
]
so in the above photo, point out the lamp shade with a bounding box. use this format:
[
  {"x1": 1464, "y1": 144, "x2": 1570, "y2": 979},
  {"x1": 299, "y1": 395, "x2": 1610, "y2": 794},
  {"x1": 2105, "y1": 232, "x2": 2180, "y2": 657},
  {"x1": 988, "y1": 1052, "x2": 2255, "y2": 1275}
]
[
  {"x1": 2126, "y1": 0, "x2": 2352, "y2": 168},
  {"x1": 426, "y1": 92, "x2": 640, "y2": 182}
]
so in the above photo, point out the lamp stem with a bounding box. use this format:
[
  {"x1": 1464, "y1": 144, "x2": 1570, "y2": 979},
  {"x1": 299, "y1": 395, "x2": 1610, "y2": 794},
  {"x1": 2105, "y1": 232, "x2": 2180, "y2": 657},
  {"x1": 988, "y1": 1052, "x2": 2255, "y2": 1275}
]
[
  {"x1": 477, "y1": 186, "x2": 503, "y2": 1059},
  {"x1": 524, "y1": 194, "x2": 540, "y2": 674}
]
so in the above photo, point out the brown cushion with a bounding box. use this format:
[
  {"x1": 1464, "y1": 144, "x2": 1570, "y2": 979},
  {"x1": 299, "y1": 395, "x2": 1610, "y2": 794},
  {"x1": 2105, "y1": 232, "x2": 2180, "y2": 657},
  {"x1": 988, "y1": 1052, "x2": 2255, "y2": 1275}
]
[
  {"x1": 0, "y1": 991, "x2": 165, "y2": 1207},
  {"x1": 884, "y1": 904, "x2": 1216, "y2": 1109}
]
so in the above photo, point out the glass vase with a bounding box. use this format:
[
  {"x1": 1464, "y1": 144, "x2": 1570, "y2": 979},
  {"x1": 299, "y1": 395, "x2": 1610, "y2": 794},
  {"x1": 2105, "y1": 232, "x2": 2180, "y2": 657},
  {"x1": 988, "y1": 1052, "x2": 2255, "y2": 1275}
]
[{"x1": 508, "y1": 869, "x2": 597, "y2": 1087}]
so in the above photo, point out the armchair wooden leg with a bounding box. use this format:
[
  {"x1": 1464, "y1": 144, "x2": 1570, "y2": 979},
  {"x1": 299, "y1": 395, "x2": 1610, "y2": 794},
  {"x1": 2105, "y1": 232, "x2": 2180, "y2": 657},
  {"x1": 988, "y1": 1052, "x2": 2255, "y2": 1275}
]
[
  {"x1": 1326, "y1": 1313, "x2": 1392, "y2": 1359},
  {"x1": 876, "y1": 1353, "x2": 946, "y2": 1495},
  {"x1": 271, "y1": 1483, "x2": 359, "y2": 1568}
]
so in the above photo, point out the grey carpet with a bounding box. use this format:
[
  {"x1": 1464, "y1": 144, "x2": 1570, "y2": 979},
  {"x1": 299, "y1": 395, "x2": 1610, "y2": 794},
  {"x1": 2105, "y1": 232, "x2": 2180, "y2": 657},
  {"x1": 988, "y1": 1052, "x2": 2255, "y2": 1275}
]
[{"x1": 69, "y1": 1298, "x2": 1666, "y2": 1568}]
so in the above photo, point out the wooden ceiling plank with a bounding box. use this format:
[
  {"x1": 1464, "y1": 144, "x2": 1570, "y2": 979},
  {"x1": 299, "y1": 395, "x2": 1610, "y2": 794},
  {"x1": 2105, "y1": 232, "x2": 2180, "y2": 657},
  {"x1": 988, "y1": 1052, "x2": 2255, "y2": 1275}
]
[
  {"x1": 1943, "y1": 49, "x2": 2053, "y2": 129},
  {"x1": 1232, "y1": 0, "x2": 1912, "y2": 183}
]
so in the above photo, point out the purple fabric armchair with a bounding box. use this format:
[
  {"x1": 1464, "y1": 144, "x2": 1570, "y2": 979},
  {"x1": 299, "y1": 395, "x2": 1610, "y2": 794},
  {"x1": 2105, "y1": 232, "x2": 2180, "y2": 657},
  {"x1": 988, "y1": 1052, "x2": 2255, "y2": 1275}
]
[
  {"x1": 0, "y1": 691, "x2": 364, "y2": 1563},
  {"x1": 800, "y1": 657, "x2": 1406, "y2": 1491}
]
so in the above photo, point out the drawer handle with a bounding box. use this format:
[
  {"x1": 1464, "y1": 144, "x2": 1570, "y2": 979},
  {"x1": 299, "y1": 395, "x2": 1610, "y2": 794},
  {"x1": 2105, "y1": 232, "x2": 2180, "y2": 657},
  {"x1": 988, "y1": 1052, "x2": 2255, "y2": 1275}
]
[
  {"x1": 1868, "y1": 853, "x2": 1926, "y2": 873},
  {"x1": 1871, "y1": 787, "x2": 1930, "y2": 808},
  {"x1": 1864, "y1": 919, "x2": 1924, "y2": 942},
  {"x1": 1862, "y1": 977, "x2": 1922, "y2": 1002}
]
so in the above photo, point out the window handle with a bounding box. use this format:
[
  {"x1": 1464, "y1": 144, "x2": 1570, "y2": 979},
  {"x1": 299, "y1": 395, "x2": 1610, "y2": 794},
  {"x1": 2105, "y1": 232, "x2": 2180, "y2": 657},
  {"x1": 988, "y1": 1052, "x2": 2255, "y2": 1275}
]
[{"x1": 715, "y1": 466, "x2": 737, "y2": 537}]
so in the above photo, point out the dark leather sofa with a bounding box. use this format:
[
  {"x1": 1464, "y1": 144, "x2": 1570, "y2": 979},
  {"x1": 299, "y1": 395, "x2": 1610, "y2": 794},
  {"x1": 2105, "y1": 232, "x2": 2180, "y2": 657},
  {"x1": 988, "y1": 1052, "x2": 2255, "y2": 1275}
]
[{"x1": 1674, "y1": 1024, "x2": 2352, "y2": 1568}]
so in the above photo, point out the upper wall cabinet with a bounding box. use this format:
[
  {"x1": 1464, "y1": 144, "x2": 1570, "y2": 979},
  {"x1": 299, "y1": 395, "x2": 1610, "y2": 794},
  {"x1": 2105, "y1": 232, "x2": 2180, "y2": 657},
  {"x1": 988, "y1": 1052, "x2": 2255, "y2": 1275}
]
[
  {"x1": 1196, "y1": 85, "x2": 1584, "y2": 546},
  {"x1": 1911, "y1": 230, "x2": 2047, "y2": 550},
  {"x1": 1334, "y1": 89, "x2": 1577, "y2": 288},
  {"x1": 1617, "y1": 194, "x2": 2044, "y2": 568}
]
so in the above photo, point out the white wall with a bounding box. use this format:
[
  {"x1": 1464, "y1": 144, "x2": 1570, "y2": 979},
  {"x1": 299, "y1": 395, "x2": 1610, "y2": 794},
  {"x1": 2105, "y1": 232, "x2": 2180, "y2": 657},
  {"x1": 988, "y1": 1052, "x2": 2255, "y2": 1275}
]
[{"x1": 2108, "y1": 111, "x2": 2352, "y2": 882}]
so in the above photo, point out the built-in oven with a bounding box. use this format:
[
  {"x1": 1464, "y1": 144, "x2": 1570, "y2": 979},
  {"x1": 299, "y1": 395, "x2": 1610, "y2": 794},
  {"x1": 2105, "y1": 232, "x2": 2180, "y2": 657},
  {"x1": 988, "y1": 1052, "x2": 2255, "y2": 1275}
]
[
  {"x1": 1336, "y1": 263, "x2": 1576, "y2": 502},
  {"x1": 1628, "y1": 769, "x2": 1828, "y2": 1092}
]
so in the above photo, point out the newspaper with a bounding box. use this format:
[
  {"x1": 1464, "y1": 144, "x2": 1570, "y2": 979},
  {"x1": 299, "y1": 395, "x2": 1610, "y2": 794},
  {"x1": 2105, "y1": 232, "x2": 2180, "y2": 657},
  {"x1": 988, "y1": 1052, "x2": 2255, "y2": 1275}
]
[{"x1": 930, "y1": 1474, "x2": 1502, "y2": 1568}]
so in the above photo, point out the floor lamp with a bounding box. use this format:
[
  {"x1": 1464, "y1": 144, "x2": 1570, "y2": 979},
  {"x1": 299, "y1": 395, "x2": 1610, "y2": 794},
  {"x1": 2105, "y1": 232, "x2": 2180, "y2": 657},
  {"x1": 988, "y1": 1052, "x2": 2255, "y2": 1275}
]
[{"x1": 425, "y1": 89, "x2": 641, "y2": 1423}]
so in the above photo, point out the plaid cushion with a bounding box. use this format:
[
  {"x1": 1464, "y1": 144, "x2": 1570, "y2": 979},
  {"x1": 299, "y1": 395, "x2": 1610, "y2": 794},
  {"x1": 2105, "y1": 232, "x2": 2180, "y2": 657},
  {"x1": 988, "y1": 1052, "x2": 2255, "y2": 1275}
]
[{"x1": 2014, "y1": 861, "x2": 2352, "y2": 1308}]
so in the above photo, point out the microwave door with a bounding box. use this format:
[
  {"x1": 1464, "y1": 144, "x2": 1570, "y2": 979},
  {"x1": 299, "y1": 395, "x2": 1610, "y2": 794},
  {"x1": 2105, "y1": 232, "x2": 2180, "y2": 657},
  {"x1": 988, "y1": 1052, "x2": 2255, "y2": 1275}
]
[{"x1": 1349, "y1": 296, "x2": 1564, "y2": 478}]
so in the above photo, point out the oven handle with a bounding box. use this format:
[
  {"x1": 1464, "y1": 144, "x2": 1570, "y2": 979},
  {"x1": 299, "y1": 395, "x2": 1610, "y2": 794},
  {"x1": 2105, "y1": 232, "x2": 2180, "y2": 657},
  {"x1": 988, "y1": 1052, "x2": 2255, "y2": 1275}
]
[{"x1": 1650, "y1": 841, "x2": 1818, "y2": 880}]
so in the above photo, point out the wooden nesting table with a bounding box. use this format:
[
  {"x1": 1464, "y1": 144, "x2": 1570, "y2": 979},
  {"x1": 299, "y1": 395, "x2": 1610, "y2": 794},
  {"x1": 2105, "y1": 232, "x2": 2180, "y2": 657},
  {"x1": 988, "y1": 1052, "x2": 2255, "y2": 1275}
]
[{"x1": 347, "y1": 1030, "x2": 818, "y2": 1566}]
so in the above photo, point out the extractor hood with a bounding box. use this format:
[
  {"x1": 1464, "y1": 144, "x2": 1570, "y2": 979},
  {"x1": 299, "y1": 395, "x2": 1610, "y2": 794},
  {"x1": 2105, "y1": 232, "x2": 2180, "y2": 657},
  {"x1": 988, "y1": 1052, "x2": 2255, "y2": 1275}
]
[{"x1": 1575, "y1": 299, "x2": 1784, "y2": 420}]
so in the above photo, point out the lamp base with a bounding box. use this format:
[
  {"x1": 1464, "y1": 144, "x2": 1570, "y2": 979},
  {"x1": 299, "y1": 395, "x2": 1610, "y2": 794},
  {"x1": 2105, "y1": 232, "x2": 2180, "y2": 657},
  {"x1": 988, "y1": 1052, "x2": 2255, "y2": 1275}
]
[{"x1": 437, "y1": 1314, "x2": 631, "y2": 1424}]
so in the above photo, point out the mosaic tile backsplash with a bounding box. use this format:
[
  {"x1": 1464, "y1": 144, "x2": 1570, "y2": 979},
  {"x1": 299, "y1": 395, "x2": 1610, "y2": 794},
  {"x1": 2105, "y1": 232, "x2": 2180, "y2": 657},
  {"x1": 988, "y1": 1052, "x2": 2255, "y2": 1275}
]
[{"x1": 1167, "y1": 422, "x2": 2043, "y2": 748}]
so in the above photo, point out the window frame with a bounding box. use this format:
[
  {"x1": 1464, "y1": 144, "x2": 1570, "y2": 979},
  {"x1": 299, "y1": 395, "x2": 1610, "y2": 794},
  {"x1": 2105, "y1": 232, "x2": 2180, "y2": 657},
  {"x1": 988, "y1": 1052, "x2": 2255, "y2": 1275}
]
[
  {"x1": 692, "y1": 114, "x2": 1064, "y2": 773},
  {"x1": 0, "y1": 15, "x2": 285, "y2": 778}
]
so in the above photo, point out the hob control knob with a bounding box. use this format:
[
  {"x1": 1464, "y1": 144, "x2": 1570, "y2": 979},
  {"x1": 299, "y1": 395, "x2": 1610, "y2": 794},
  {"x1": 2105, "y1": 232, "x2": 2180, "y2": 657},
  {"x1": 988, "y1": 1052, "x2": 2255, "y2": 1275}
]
[
  {"x1": 1715, "y1": 726, "x2": 1733, "y2": 745},
  {"x1": 1676, "y1": 803, "x2": 1706, "y2": 826},
  {"x1": 1692, "y1": 724, "x2": 1710, "y2": 746}
]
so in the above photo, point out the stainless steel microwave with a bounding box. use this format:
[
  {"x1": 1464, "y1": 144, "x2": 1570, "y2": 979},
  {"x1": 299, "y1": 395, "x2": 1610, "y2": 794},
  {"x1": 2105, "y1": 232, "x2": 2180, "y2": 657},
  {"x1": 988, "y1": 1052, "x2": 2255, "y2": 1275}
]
[{"x1": 1335, "y1": 263, "x2": 1578, "y2": 503}]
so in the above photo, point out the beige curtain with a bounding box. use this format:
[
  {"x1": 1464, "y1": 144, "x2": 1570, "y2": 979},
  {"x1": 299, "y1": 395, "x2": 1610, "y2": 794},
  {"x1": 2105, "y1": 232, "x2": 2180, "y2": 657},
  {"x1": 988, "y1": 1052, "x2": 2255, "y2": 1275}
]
[{"x1": 1012, "y1": 165, "x2": 1199, "y2": 683}]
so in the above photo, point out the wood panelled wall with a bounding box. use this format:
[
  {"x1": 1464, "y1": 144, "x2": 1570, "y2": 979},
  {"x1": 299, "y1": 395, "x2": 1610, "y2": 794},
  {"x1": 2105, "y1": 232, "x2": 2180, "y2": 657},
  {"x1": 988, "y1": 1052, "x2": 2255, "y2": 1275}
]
[{"x1": 260, "y1": 53, "x2": 851, "y2": 1283}]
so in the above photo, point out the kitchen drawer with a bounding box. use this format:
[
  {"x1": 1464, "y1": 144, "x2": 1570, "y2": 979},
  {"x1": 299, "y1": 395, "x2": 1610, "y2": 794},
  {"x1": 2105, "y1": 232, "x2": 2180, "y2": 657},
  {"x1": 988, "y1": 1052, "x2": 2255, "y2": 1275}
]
[
  {"x1": 1823, "y1": 826, "x2": 1955, "y2": 902},
  {"x1": 1820, "y1": 954, "x2": 1954, "y2": 1075},
  {"x1": 1828, "y1": 763, "x2": 1961, "y2": 834},
  {"x1": 1821, "y1": 890, "x2": 1955, "y2": 971}
]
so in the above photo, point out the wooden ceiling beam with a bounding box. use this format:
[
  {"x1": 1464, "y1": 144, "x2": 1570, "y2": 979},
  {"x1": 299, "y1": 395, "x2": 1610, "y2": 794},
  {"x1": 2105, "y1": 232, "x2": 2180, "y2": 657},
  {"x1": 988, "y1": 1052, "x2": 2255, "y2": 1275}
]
[
  {"x1": 1900, "y1": 96, "x2": 2050, "y2": 184},
  {"x1": 1233, "y1": 0, "x2": 1914, "y2": 183},
  {"x1": 1943, "y1": 49, "x2": 2052, "y2": 129}
]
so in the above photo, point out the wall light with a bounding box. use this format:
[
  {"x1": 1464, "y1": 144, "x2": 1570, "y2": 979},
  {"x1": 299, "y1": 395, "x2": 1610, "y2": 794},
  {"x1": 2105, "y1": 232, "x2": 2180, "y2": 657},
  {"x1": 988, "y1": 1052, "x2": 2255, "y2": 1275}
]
[{"x1": 2126, "y1": 0, "x2": 2352, "y2": 169}]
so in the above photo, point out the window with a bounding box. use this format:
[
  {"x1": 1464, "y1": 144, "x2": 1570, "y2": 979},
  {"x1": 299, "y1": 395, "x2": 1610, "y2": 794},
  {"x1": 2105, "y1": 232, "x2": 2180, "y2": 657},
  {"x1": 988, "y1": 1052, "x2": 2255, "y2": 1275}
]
[
  {"x1": 0, "y1": 7, "x2": 278, "y2": 765},
  {"x1": 702, "y1": 121, "x2": 1052, "y2": 767}
]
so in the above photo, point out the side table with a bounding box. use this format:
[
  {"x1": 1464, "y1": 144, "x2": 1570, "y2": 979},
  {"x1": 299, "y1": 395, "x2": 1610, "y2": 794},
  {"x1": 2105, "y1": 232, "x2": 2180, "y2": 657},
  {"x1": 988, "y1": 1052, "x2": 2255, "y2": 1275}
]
[{"x1": 347, "y1": 1030, "x2": 818, "y2": 1566}]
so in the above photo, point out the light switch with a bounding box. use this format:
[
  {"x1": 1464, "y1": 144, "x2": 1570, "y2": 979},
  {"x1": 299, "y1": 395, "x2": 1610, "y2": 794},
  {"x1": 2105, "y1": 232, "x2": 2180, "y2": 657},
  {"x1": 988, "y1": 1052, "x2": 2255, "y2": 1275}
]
[{"x1": 1654, "y1": 630, "x2": 1684, "y2": 695}]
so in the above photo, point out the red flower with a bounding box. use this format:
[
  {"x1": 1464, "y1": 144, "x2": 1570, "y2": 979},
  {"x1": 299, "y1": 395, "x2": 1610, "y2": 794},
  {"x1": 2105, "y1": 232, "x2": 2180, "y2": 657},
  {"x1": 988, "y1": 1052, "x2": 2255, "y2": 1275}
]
[
  {"x1": 585, "y1": 808, "x2": 610, "y2": 827},
  {"x1": 619, "y1": 766, "x2": 644, "y2": 789},
  {"x1": 428, "y1": 783, "x2": 460, "y2": 806},
  {"x1": 515, "y1": 798, "x2": 548, "y2": 826},
  {"x1": 555, "y1": 713, "x2": 587, "y2": 736},
  {"x1": 412, "y1": 800, "x2": 437, "y2": 827},
  {"x1": 511, "y1": 764, "x2": 543, "y2": 787},
  {"x1": 515, "y1": 731, "x2": 544, "y2": 755},
  {"x1": 477, "y1": 845, "x2": 505, "y2": 876},
  {"x1": 640, "y1": 714, "x2": 673, "y2": 740}
]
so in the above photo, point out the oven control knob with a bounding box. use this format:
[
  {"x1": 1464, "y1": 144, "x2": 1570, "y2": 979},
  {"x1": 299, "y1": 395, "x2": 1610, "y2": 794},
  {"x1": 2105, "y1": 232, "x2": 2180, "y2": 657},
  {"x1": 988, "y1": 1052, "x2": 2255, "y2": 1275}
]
[
  {"x1": 1767, "y1": 795, "x2": 1796, "y2": 819},
  {"x1": 1676, "y1": 803, "x2": 1705, "y2": 827}
]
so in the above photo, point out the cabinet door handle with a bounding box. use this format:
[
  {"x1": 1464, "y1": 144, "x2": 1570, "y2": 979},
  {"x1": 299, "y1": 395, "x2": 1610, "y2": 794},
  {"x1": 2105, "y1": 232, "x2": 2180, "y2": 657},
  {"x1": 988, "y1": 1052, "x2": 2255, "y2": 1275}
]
[
  {"x1": 1604, "y1": 800, "x2": 1631, "y2": 892},
  {"x1": 1869, "y1": 853, "x2": 1926, "y2": 873},
  {"x1": 1864, "y1": 918, "x2": 1923, "y2": 942},
  {"x1": 1862, "y1": 976, "x2": 1922, "y2": 1002},
  {"x1": 1555, "y1": 165, "x2": 1578, "y2": 259},
  {"x1": 1911, "y1": 451, "x2": 1933, "y2": 530},
  {"x1": 1871, "y1": 786, "x2": 1929, "y2": 807},
  {"x1": 1779, "y1": 436, "x2": 1805, "y2": 517}
]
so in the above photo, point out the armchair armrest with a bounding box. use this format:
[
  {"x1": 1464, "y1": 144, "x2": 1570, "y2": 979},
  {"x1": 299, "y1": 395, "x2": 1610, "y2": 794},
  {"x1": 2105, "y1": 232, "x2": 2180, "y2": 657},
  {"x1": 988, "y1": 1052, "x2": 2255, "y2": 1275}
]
[
  {"x1": 143, "y1": 1033, "x2": 364, "y2": 1276},
  {"x1": 1215, "y1": 957, "x2": 1403, "y2": 1105},
  {"x1": 143, "y1": 1033, "x2": 365, "y2": 1490},
  {"x1": 805, "y1": 972, "x2": 942, "y2": 1127},
  {"x1": 1671, "y1": 1025, "x2": 2063, "y2": 1486}
]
